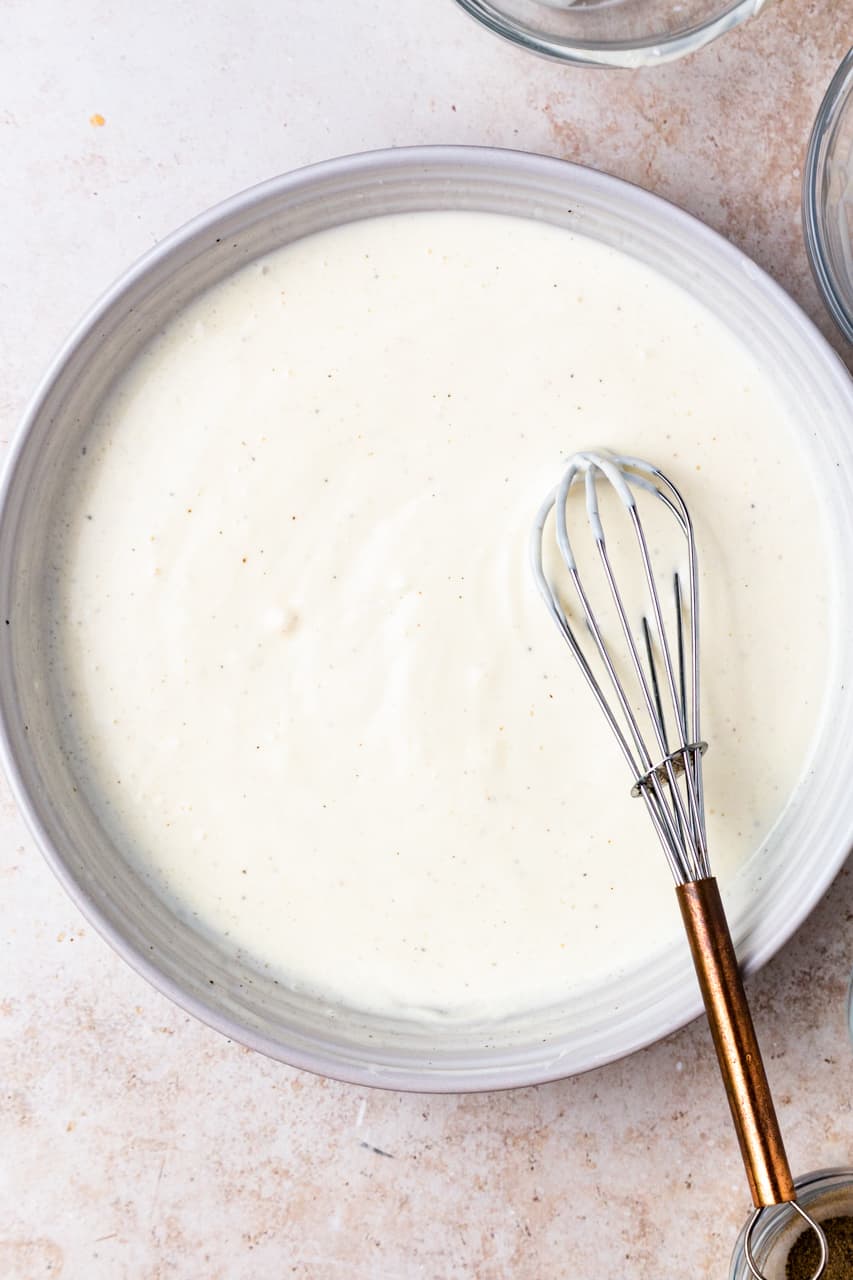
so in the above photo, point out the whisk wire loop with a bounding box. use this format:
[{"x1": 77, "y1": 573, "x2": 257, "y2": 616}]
[
  {"x1": 530, "y1": 449, "x2": 710, "y2": 886},
  {"x1": 744, "y1": 1202, "x2": 828, "y2": 1280},
  {"x1": 545, "y1": 475, "x2": 690, "y2": 880}
]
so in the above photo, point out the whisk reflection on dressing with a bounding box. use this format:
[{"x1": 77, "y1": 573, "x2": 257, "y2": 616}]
[{"x1": 531, "y1": 451, "x2": 827, "y2": 1280}]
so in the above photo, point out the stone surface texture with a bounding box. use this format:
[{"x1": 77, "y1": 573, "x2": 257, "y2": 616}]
[{"x1": 1, "y1": 2, "x2": 851, "y2": 1277}]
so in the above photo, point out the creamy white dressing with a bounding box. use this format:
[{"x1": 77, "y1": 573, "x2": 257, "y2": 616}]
[{"x1": 47, "y1": 211, "x2": 828, "y2": 1021}]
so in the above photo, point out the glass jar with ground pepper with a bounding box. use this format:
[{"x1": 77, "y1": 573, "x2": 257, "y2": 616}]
[{"x1": 729, "y1": 1169, "x2": 853, "y2": 1280}]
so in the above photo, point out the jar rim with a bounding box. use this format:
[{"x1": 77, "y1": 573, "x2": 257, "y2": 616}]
[{"x1": 730, "y1": 1168, "x2": 853, "y2": 1279}]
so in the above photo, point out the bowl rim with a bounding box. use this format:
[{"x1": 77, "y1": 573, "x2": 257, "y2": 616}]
[
  {"x1": 803, "y1": 47, "x2": 853, "y2": 344},
  {"x1": 452, "y1": 0, "x2": 768, "y2": 69},
  {"x1": 2, "y1": 144, "x2": 853, "y2": 1092}
]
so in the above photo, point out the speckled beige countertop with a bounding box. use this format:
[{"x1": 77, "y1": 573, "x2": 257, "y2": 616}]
[{"x1": 1, "y1": 3, "x2": 852, "y2": 1277}]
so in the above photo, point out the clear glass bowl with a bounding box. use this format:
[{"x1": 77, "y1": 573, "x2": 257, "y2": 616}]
[
  {"x1": 730, "y1": 1169, "x2": 853, "y2": 1278},
  {"x1": 804, "y1": 49, "x2": 853, "y2": 345},
  {"x1": 453, "y1": 0, "x2": 769, "y2": 69}
]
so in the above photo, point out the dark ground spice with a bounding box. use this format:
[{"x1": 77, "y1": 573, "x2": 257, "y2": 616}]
[{"x1": 785, "y1": 1215, "x2": 853, "y2": 1280}]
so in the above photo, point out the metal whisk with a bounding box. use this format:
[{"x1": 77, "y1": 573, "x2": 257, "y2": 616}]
[{"x1": 531, "y1": 450, "x2": 827, "y2": 1280}]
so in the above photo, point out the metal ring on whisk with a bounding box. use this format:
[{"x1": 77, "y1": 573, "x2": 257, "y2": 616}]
[
  {"x1": 744, "y1": 1202, "x2": 828, "y2": 1280},
  {"x1": 630, "y1": 741, "x2": 708, "y2": 798}
]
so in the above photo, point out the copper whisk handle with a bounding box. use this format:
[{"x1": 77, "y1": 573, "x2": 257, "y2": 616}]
[{"x1": 676, "y1": 877, "x2": 796, "y2": 1208}]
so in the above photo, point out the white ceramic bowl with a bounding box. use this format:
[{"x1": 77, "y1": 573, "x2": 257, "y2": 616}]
[{"x1": 2, "y1": 147, "x2": 852, "y2": 1091}]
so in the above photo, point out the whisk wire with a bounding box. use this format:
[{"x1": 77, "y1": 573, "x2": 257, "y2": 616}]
[
  {"x1": 640, "y1": 579, "x2": 708, "y2": 883},
  {"x1": 578, "y1": 573, "x2": 689, "y2": 880},
  {"x1": 596, "y1": 530, "x2": 707, "y2": 879},
  {"x1": 642, "y1": 616, "x2": 667, "y2": 746},
  {"x1": 653, "y1": 467, "x2": 708, "y2": 856},
  {"x1": 533, "y1": 542, "x2": 641, "y2": 782},
  {"x1": 674, "y1": 572, "x2": 688, "y2": 732}
]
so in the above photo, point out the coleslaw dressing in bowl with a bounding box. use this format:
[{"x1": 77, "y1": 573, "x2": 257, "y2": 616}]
[
  {"x1": 46, "y1": 211, "x2": 827, "y2": 1020},
  {"x1": 4, "y1": 148, "x2": 852, "y2": 1088}
]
